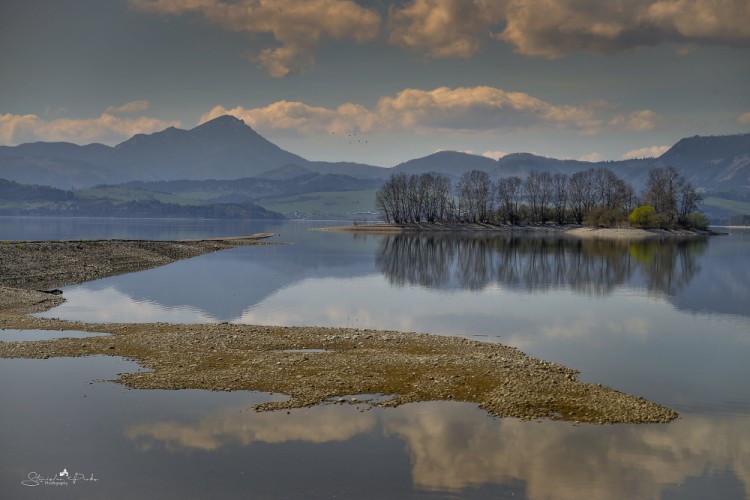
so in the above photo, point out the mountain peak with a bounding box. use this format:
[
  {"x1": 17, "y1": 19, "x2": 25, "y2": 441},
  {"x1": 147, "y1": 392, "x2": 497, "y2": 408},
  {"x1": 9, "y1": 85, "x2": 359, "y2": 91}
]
[{"x1": 195, "y1": 114, "x2": 248, "y2": 129}]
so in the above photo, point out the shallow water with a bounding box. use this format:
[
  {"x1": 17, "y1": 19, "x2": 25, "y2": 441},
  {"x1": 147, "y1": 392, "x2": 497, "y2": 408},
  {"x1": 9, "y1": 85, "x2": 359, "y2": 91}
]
[
  {"x1": 0, "y1": 329, "x2": 107, "y2": 342},
  {"x1": 2, "y1": 218, "x2": 749, "y2": 498}
]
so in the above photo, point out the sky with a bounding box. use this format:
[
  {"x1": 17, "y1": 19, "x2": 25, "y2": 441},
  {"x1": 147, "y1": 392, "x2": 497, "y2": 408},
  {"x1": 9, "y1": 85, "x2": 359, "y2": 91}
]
[{"x1": 1, "y1": 0, "x2": 749, "y2": 167}]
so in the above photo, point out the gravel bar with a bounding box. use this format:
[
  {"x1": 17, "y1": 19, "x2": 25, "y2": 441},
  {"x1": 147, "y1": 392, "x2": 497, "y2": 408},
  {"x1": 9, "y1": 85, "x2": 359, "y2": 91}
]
[{"x1": 0, "y1": 237, "x2": 678, "y2": 424}]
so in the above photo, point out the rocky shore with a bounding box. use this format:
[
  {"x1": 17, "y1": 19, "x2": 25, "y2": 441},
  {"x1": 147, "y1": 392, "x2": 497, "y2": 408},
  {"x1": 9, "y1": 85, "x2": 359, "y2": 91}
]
[
  {"x1": 0, "y1": 234, "x2": 276, "y2": 290},
  {"x1": 0, "y1": 236, "x2": 679, "y2": 425}
]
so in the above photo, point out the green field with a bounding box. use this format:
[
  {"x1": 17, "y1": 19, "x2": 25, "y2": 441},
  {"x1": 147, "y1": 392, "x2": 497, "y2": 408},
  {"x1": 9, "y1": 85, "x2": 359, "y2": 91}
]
[
  {"x1": 76, "y1": 187, "x2": 205, "y2": 206},
  {"x1": 257, "y1": 190, "x2": 378, "y2": 216},
  {"x1": 703, "y1": 197, "x2": 750, "y2": 215}
]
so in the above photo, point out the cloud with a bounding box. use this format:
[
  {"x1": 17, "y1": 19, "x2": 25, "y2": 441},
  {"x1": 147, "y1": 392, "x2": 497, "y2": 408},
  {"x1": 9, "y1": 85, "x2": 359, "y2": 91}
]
[
  {"x1": 201, "y1": 86, "x2": 605, "y2": 135},
  {"x1": 621, "y1": 145, "x2": 670, "y2": 159},
  {"x1": 498, "y1": 0, "x2": 750, "y2": 59},
  {"x1": 579, "y1": 152, "x2": 604, "y2": 162},
  {"x1": 130, "y1": 0, "x2": 381, "y2": 77},
  {"x1": 387, "y1": 0, "x2": 506, "y2": 58},
  {"x1": 610, "y1": 109, "x2": 661, "y2": 132},
  {"x1": 385, "y1": 0, "x2": 750, "y2": 60},
  {"x1": 482, "y1": 150, "x2": 506, "y2": 160},
  {"x1": 0, "y1": 112, "x2": 179, "y2": 146},
  {"x1": 105, "y1": 100, "x2": 151, "y2": 114},
  {"x1": 738, "y1": 112, "x2": 750, "y2": 125}
]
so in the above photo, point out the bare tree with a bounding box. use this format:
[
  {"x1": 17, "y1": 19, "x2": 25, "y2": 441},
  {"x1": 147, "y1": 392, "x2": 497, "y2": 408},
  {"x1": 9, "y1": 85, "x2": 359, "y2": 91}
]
[
  {"x1": 456, "y1": 170, "x2": 493, "y2": 222},
  {"x1": 497, "y1": 176, "x2": 524, "y2": 224},
  {"x1": 568, "y1": 169, "x2": 596, "y2": 223},
  {"x1": 552, "y1": 173, "x2": 568, "y2": 224}
]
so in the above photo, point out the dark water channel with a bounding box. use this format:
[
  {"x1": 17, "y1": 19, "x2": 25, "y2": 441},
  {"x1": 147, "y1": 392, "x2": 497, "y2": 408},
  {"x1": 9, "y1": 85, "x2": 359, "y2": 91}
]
[{"x1": 1, "y1": 218, "x2": 749, "y2": 499}]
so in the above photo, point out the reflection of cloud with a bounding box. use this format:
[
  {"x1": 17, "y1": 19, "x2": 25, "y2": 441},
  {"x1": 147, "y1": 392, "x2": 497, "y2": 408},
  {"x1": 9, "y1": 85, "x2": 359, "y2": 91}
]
[
  {"x1": 36, "y1": 288, "x2": 216, "y2": 324},
  {"x1": 126, "y1": 404, "x2": 376, "y2": 452},
  {"x1": 382, "y1": 403, "x2": 750, "y2": 499},
  {"x1": 130, "y1": 0, "x2": 381, "y2": 77},
  {"x1": 0, "y1": 112, "x2": 178, "y2": 146},
  {"x1": 126, "y1": 399, "x2": 750, "y2": 499}
]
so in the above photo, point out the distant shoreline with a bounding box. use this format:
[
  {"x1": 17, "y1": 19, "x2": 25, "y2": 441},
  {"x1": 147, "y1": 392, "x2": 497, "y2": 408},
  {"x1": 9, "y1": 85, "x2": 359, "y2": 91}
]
[{"x1": 318, "y1": 223, "x2": 719, "y2": 240}]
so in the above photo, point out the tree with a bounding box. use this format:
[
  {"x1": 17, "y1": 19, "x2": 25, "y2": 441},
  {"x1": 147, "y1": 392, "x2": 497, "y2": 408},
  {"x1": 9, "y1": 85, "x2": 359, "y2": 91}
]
[
  {"x1": 552, "y1": 173, "x2": 568, "y2": 224},
  {"x1": 456, "y1": 170, "x2": 493, "y2": 222},
  {"x1": 497, "y1": 176, "x2": 523, "y2": 224},
  {"x1": 568, "y1": 169, "x2": 596, "y2": 223},
  {"x1": 642, "y1": 166, "x2": 703, "y2": 228}
]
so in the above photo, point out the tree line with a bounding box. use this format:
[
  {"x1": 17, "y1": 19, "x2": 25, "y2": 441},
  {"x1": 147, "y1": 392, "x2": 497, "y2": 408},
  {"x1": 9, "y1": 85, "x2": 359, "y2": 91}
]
[{"x1": 375, "y1": 166, "x2": 704, "y2": 229}]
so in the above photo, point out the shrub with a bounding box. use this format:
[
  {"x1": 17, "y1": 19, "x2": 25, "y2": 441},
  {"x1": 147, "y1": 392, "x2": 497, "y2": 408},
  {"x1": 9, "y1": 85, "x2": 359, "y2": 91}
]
[
  {"x1": 585, "y1": 207, "x2": 627, "y2": 228},
  {"x1": 685, "y1": 212, "x2": 708, "y2": 230},
  {"x1": 628, "y1": 206, "x2": 657, "y2": 228}
]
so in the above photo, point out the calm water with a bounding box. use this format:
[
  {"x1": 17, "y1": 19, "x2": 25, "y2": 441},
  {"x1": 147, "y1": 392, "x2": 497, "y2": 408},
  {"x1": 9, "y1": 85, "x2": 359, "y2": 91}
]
[{"x1": 1, "y1": 217, "x2": 749, "y2": 499}]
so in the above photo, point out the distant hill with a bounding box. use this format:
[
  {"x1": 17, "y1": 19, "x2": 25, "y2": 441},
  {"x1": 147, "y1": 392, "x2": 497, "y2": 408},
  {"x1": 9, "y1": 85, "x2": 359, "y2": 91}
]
[
  {"x1": 391, "y1": 151, "x2": 498, "y2": 178},
  {"x1": 388, "y1": 135, "x2": 750, "y2": 194},
  {"x1": 0, "y1": 116, "x2": 384, "y2": 188},
  {"x1": 0, "y1": 178, "x2": 282, "y2": 219},
  {"x1": 0, "y1": 116, "x2": 748, "y2": 202}
]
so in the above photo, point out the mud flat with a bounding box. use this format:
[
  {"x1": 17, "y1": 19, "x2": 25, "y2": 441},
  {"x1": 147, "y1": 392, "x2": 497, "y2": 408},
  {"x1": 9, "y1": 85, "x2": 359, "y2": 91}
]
[{"x1": 0, "y1": 237, "x2": 678, "y2": 425}]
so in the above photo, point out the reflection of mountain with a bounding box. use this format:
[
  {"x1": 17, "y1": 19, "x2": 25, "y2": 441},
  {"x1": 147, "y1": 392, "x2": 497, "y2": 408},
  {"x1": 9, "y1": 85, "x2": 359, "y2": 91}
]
[
  {"x1": 376, "y1": 234, "x2": 706, "y2": 297},
  {"x1": 126, "y1": 401, "x2": 750, "y2": 500},
  {"x1": 671, "y1": 230, "x2": 750, "y2": 318},
  {"x1": 74, "y1": 228, "x2": 379, "y2": 320}
]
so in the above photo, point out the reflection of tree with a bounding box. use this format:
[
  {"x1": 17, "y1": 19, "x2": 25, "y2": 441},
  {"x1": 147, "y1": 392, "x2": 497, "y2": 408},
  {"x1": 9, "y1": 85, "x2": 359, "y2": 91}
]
[
  {"x1": 629, "y1": 240, "x2": 706, "y2": 296},
  {"x1": 375, "y1": 234, "x2": 707, "y2": 296}
]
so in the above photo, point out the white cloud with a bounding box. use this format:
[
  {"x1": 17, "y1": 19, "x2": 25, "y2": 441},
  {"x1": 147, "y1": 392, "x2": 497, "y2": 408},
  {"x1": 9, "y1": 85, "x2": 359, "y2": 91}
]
[
  {"x1": 482, "y1": 150, "x2": 506, "y2": 160},
  {"x1": 0, "y1": 112, "x2": 179, "y2": 146},
  {"x1": 130, "y1": 0, "x2": 381, "y2": 77},
  {"x1": 105, "y1": 100, "x2": 151, "y2": 114},
  {"x1": 610, "y1": 109, "x2": 661, "y2": 132},
  {"x1": 578, "y1": 152, "x2": 604, "y2": 162},
  {"x1": 201, "y1": 86, "x2": 605, "y2": 135},
  {"x1": 621, "y1": 145, "x2": 670, "y2": 159},
  {"x1": 737, "y1": 112, "x2": 750, "y2": 125}
]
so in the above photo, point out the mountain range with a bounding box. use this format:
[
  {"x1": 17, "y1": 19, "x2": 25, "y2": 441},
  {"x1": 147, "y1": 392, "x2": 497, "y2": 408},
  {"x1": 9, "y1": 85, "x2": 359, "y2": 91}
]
[{"x1": 0, "y1": 115, "x2": 749, "y2": 220}]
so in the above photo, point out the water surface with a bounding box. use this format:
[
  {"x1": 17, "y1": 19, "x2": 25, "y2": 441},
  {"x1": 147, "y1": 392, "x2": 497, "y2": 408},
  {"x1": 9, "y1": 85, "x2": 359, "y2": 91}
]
[{"x1": 2, "y1": 218, "x2": 749, "y2": 498}]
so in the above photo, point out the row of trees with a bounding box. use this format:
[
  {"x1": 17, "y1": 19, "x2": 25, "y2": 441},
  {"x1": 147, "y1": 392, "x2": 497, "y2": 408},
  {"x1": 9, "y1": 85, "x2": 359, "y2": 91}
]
[{"x1": 375, "y1": 166, "x2": 703, "y2": 228}]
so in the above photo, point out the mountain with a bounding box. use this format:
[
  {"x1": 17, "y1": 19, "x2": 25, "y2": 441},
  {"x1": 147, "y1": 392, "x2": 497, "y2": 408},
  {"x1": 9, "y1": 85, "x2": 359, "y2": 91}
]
[
  {"x1": 0, "y1": 117, "x2": 748, "y2": 198},
  {"x1": 111, "y1": 115, "x2": 309, "y2": 181},
  {"x1": 387, "y1": 134, "x2": 750, "y2": 194},
  {"x1": 651, "y1": 134, "x2": 750, "y2": 191},
  {"x1": 0, "y1": 116, "x2": 382, "y2": 188},
  {"x1": 391, "y1": 151, "x2": 498, "y2": 178}
]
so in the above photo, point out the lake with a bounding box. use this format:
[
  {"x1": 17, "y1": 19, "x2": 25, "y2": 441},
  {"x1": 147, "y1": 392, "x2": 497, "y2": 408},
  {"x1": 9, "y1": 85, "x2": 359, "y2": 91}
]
[{"x1": 1, "y1": 217, "x2": 749, "y2": 499}]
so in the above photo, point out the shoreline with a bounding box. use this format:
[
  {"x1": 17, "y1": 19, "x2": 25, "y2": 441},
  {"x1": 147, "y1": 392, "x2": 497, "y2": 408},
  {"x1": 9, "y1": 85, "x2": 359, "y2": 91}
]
[
  {"x1": 0, "y1": 235, "x2": 678, "y2": 425},
  {"x1": 319, "y1": 222, "x2": 718, "y2": 240}
]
